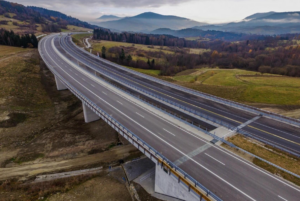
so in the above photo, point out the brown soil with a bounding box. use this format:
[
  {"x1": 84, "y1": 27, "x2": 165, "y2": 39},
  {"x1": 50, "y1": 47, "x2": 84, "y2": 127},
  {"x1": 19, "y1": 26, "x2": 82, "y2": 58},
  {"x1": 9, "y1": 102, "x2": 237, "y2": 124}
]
[{"x1": 47, "y1": 175, "x2": 132, "y2": 201}]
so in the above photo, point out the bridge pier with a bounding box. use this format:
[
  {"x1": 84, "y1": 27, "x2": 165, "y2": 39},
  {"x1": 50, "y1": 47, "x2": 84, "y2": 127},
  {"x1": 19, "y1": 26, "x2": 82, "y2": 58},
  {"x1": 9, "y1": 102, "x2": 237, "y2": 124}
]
[
  {"x1": 82, "y1": 103, "x2": 100, "y2": 123},
  {"x1": 154, "y1": 163, "x2": 200, "y2": 201},
  {"x1": 55, "y1": 76, "x2": 67, "y2": 90}
]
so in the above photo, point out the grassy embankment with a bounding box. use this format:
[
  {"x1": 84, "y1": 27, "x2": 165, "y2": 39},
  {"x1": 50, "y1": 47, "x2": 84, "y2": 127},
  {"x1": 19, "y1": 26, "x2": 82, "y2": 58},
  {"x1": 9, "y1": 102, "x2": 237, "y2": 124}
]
[
  {"x1": 0, "y1": 45, "x2": 53, "y2": 112},
  {"x1": 226, "y1": 135, "x2": 300, "y2": 186}
]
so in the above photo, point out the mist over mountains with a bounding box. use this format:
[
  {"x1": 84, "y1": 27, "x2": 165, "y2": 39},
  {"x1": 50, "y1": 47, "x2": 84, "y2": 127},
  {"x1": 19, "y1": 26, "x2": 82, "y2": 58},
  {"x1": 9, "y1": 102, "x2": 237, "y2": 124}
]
[
  {"x1": 96, "y1": 11, "x2": 300, "y2": 35},
  {"x1": 97, "y1": 12, "x2": 207, "y2": 33}
]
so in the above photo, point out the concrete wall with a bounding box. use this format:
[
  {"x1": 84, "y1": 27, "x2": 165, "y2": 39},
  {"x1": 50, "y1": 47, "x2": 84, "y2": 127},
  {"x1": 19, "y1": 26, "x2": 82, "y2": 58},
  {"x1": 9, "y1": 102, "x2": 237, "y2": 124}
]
[{"x1": 155, "y1": 164, "x2": 200, "y2": 201}]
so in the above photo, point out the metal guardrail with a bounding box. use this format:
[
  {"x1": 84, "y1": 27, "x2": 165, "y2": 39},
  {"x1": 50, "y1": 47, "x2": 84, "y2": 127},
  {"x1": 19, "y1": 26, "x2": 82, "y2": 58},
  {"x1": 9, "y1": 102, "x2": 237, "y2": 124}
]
[
  {"x1": 39, "y1": 36, "x2": 221, "y2": 201},
  {"x1": 61, "y1": 37, "x2": 300, "y2": 159},
  {"x1": 68, "y1": 36, "x2": 300, "y2": 128},
  {"x1": 58, "y1": 36, "x2": 300, "y2": 182}
]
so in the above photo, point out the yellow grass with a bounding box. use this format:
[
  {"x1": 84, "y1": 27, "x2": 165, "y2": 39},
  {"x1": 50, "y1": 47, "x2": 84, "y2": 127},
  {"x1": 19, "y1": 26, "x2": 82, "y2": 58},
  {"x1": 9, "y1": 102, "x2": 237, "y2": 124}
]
[
  {"x1": 64, "y1": 25, "x2": 92, "y2": 32},
  {"x1": 0, "y1": 45, "x2": 28, "y2": 59},
  {"x1": 228, "y1": 135, "x2": 300, "y2": 186}
]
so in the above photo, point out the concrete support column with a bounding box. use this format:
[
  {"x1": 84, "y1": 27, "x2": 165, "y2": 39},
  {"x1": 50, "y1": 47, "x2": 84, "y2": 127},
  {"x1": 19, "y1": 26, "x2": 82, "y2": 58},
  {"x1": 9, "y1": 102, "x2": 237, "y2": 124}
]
[
  {"x1": 82, "y1": 103, "x2": 100, "y2": 123},
  {"x1": 154, "y1": 163, "x2": 199, "y2": 201},
  {"x1": 55, "y1": 76, "x2": 67, "y2": 90}
]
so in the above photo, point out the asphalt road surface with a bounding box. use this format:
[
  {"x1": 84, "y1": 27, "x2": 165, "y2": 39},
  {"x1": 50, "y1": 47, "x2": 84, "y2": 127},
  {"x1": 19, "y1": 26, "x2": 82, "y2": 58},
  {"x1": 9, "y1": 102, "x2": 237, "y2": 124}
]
[{"x1": 39, "y1": 34, "x2": 300, "y2": 201}]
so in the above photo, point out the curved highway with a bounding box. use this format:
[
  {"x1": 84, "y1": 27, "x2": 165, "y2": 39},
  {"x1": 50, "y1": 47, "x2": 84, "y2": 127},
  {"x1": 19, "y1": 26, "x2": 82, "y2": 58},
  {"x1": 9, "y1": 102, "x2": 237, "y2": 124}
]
[
  {"x1": 39, "y1": 34, "x2": 300, "y2": 201},
  {"x1": 59, "y1": 34, "x2": 300, "y2": 155}
]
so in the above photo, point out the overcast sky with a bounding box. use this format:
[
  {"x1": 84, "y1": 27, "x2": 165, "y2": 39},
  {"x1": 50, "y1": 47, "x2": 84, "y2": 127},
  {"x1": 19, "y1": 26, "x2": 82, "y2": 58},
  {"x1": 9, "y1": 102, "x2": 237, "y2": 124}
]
[{"x1": 14, "y1": 0, "x2": 300, "y2": 23}]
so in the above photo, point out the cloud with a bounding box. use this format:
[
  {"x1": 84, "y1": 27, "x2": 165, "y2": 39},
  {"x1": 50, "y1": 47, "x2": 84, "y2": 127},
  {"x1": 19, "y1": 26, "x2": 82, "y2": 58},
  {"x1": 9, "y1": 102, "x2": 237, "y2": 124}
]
[{"x1": 18, "y1": 0, "x2": 192, "y2": 8}]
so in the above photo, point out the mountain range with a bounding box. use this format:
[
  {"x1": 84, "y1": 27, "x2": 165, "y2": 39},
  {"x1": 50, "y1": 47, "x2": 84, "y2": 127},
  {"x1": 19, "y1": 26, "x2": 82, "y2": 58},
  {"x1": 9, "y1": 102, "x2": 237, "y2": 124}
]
[
  {"x1": 97, "y1": 15, "x2": 122, "y2": 22},
  {"x1": 97, "y1": 12, "x2": 207, "y2": 32},
  {"x1": 194, "y1": 11, "x2": 300, "y2": 35},
  {"x1": 96, "y1": 11, "x2": 300, "y2": 35}
]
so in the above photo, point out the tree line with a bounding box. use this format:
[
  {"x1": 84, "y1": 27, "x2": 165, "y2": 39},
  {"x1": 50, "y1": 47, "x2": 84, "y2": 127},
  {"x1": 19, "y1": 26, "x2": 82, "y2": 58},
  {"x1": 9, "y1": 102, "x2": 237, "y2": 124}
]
[
  {"x1": 0, "y1": 29, "x2": 38, "y2": 48},
  {"x1": 94, "y1": 28, "x2": 300, "y2": 77}
]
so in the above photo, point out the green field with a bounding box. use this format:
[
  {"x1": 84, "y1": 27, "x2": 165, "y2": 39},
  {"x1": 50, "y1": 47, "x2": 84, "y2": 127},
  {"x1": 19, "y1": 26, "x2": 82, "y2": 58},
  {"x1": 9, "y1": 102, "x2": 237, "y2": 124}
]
[{"x1": 171, "y1": 68, "x2": 300, "y2": 105}]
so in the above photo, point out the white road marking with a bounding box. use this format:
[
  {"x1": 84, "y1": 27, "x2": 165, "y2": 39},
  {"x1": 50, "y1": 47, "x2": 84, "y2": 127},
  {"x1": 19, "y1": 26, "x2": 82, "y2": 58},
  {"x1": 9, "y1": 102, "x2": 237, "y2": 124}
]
[
  {"x1": 102, "y1": 91, "x2": 107, "y2": 95},
  {"x1": 91, "y1": 84, "x2": 95, "y2": 87},
  {"x1": 44, "y1": 36, "x2": 270, "y2": 201},
  {"x1": 205, "y1": 153, "x2": 225, "y2": 166},
  {"x1": 278, "y1": 195, "x2": 288, "y2": 201},
  {"x1": 136, "y1": 112, "x2": 144, "y2": 118},
  {"x1": 117, "y1": 100, "x2": 123, "y2": 105},
  {"x1": 163, "y1": 128, "x2": 176, "y2": 136}
]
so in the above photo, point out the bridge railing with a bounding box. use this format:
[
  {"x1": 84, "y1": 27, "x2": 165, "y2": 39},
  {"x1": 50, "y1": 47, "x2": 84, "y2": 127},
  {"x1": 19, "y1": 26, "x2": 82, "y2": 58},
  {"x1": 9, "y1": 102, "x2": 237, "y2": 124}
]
[
  {"x1": 39, "y1": 36, "x2": 222, "y2": 201},
  {"x1": 69, "y1": 36, "x2": 300, "y2": 128}
]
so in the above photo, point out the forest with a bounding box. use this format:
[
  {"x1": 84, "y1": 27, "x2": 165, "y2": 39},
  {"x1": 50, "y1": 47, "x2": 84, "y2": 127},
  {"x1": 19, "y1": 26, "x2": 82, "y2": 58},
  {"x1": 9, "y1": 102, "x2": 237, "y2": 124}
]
[
  {"x1": 0, "y1": 28, "x2": 38, "y2": 48},
  {"x1": 94, "y1": 29, "x2": 300, "y2": 77}
]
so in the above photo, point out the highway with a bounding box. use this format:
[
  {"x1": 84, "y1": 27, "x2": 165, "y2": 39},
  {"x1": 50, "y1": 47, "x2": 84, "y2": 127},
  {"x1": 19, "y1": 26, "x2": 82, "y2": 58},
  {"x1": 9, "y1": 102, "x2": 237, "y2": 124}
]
[
  {"x1": 39, "y1": 34, "x2": 300, "y2": 201},
  {"x1": 58, "y1": 34, "x2": 300, "y2": 155}
]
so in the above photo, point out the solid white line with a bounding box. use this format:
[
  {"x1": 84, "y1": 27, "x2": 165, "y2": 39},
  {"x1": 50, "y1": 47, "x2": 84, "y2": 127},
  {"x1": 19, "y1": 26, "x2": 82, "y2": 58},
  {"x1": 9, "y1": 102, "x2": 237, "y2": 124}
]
[
  {"x1": 136, "y1": 112, "x2": 144, "y2": 118},
  {"x1": 46, "y1": 36, "x2": 260, "y2": 200},
  {"x1": 117, "y1": 100, "x2": 123, "y2": 105},
  {"x1": 163, "y1": 128, "x2": 176, "y2": 136},
  {"x1": 102, "y1": 91, "x2": 107, "y2": 95},
  {"x1": 278, "y1": 195, "x2": 288, "y2": 201},
  {"x1": 205, "y1": 153, "x2": 225, "y2": 166}
]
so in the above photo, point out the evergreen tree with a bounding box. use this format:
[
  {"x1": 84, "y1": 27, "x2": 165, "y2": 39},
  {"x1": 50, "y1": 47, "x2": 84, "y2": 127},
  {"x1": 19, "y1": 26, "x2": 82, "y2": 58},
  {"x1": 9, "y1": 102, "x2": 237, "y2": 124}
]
[
  {"x1": 147, "y1": 58, "x2": 150, "y2": 66},
  {"x1": 126, "y1": 55, "x2": 132, "y2": 63},
  {"x1": 151, "y1": 59, "x2": 155, "y2": 67},
  {"x1": 31, "y1": 34, "x2": 38, "y2": 48},
  {"x1": 101, "y1": 46, "x2": 106, "y2": 58},
  {"x1": 119, "y1": 48, "x2": 125, "y2": 61}
]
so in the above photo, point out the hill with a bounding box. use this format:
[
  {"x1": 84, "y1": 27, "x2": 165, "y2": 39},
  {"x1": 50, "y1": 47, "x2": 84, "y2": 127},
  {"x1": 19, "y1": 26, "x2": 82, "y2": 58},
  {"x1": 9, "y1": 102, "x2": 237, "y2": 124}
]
[
  {"x1": 98, "y1": 15, "x2": 121, "y2": 20},
  {"x1": 244, "y1": 12, "x2": 276, "y2": 20},
  {"x1": 194, "y1": 11, "x2": 300, "y2": 35},
  {"x1": 98, "y1": 12, "x2": 206, "y2": 32},
  {"x1": 28, "y1": 6, "x2": 97, "y2": 29},
  {"x1": 0, "y1": 0, "x2": 97, "y2": 34},
  {"x1": 151, "y1": 28, "x2": 248, "y2": 41}
]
